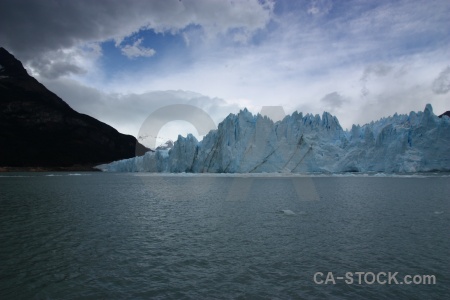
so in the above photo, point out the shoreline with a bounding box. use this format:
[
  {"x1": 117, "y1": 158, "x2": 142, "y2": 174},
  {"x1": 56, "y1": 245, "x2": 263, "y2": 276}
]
[{"x1": 0, "y1": 165, "x2": 102, "y2": 172}]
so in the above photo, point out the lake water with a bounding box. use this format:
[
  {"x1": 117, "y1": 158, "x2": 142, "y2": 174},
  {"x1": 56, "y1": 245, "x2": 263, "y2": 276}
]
[{"x1": 0, "y1": 173, "x2": 449, "y2": 299}]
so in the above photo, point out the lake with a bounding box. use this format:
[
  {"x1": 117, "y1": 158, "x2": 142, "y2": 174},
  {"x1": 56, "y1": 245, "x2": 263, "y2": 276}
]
[{"x1": 0, "y1": 173, "x2": 449, "y2": 299}]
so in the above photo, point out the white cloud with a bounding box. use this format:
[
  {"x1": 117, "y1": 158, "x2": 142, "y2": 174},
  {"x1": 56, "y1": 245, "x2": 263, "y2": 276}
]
[
  {"x1": 307, "y1": 0, "x2": 333, "y2": 16},
  {"x1": 182, "y1": 32, "x2": 190, "y2": 47},
  {"x1": 120, "y1": 38, "x2": 156, "y2": 59},
  {"x1": 432, "y1": 66, "x2": 450, "y2": 94},
  {"x1": 4, "y1": 0, "x2": 450, "y2": 136},
  {"x1": 360, "y1": 64, "x2": 394, "y2": 97},
  {"x1": 40, "y1": 78, "x2": 241, "y2": 145},
  {"x1": 26, "y1": 44, "x2": 102, "y2": 79},
  {"x1": 96, "y1": 45, "x2": 449, "y2": 130}
]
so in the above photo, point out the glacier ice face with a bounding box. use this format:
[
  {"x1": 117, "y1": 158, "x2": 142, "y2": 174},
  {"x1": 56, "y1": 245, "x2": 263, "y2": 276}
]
[{"x1": 97, "y1": 104, "x2": 450, "y2": 173}]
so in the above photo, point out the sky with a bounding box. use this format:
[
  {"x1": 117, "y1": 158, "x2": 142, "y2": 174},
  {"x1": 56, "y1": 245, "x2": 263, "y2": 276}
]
[{"x1": 1, "y1": 0, "x2": 449, "y2": 147}]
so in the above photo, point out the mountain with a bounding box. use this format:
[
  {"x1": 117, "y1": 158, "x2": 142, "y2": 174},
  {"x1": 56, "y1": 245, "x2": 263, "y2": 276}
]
[
  {"x1": 439, "y1": 111, "x2": 450, "y2": 118},
  {"x1": 156, "y1": 140, "x2": 174, "y2": 150},
  {"x1": 0, "y1": 47, "x2": 148, "y2": 170},
  {"x1": 98, "y1": 104, "x2": 450, "y2": 173}
]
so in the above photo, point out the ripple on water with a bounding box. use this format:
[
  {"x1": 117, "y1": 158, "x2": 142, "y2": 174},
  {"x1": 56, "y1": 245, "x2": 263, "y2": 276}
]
[{"x1": 0, "y1": 174, "x2": 449, "y2": 298}]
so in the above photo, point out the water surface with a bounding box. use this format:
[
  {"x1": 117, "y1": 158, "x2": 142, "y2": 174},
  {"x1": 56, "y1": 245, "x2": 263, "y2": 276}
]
[{"x1": 0, "y1": 173, "x2": 449, "y2": 299}]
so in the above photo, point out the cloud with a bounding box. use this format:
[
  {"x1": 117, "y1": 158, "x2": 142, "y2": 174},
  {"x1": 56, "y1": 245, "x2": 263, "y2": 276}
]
[
  {"x1": 432, "y1": 66, "x2": 450, "y2": 94},
  {"x1": 307, "y1": 0, "x2": 333, "y2": 16},
  {"x1": 31, "y1": 60, "x2": 86, "y2": 79},
  {"x1": 320, "y1": 92, "x2": 347, "y2": 109},
  {"x1": 21, "y1": 44, "x2": 102, "y2": 79},
  {"x1": 2, "y1": 0, "x2": 449, "y2": 135},
  {"x1": 360, "y1": 64, "x2": 394, "y2": 97},
  {"x1": 24, "y1": 46, "x2": 102, "y2": 79},
  {"x1": 120, "y1": 39, "x2": 156, "y2": 59},
  {"x1": 0, "y1": 0, "x2": 273, "y2": 77},
  {"x1": 40, "y1": 78, "x2": 241, "y2": 145}
]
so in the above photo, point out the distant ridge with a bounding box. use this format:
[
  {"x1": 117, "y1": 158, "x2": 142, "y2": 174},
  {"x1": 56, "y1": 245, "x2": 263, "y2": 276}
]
[
  {"x1": 439, "y1": 111, "x2": 450, "y2": 118},
  {"x1": 0, "y1": 47, "x2": 148, "y2": 169}
]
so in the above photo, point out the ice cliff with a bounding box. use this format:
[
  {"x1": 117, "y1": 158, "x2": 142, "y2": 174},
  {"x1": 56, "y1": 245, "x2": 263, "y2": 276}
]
[{"x1": 97, "y1": 104, "x2": 450, "y2": 173}]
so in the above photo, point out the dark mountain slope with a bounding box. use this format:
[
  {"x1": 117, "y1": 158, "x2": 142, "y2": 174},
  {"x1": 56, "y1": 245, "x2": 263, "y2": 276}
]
[
  {"x1": 439, "y1": 111, "x2": 450, "y2": 118},
  {"x1": 0, "y1": 47, "x2": 148, "y2": 168}
]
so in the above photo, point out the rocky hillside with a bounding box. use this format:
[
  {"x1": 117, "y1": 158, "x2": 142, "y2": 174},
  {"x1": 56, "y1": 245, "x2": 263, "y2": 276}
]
[{"x1": 0, "y1": 47, "x2": 148, "y2": 169}]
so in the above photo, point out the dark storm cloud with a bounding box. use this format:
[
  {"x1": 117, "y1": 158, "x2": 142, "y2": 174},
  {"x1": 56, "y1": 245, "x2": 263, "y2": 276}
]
[
  {"x1": 1, "y1": 0, "x2": 210, "y2": 58},
  {"x1": 0, "y1": 0, "x2": 272, "y2": 78},
  {"x1": 0, "y1": 0, "x2": 153, "y2": 77},
  {"x1": 0, "y1": 0, "x2": 126, "y2": 59}
]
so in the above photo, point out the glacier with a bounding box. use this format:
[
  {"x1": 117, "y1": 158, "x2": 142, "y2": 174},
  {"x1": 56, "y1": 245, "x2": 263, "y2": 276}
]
[{"x1": 97, "y1": 104, "x2": 450, "y2": 173}]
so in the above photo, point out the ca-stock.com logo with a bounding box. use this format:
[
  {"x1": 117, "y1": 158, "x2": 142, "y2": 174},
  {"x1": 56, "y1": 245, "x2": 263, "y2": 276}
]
[
  {"x1": 135, "y1": 104, "x2": 320, "y2": 203},
  {"x1": 136, "y1": 104, "x2": 216, "y2": 152}
]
